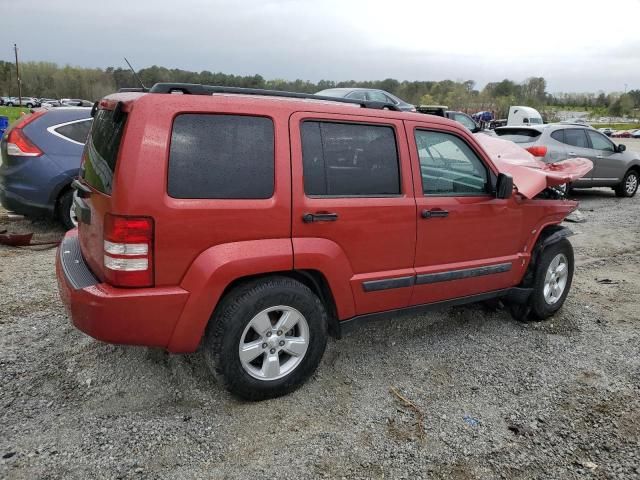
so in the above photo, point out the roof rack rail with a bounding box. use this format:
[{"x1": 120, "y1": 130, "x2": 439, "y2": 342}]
[
  {"x1": 147, "y1": 82, "x2": 401, "y2": 111},
  {"x1": 118, "y1": 87, "x2": 148, "y2": 93}
]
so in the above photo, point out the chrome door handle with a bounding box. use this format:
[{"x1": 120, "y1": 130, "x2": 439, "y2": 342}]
[{"x1": 568, "y1": 152, "x2": 576, "y2": 156}]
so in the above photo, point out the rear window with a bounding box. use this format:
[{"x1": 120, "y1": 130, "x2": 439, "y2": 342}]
[
  {"x1": 168, "y1": 114, "x2": 274, "y2": 199},
  {"x1": 494, "y1": 128, "x2": 542, "y2": 143},
  {"x1": 81, "y1": 108, "x2": 127, "y2": 194}
]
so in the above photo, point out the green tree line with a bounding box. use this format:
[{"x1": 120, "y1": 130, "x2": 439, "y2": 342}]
[{"x1": 1, "y1": 60, "x2": 638, "y2": 118}]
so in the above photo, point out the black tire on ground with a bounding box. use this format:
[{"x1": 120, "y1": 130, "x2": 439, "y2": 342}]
[
  {"x1": 614, "y1": 169, "x2": 639, "y2": 198},
  {"x1": 529, "y1": 239, "x2": 574, "y2": 320},
  {"x1": 7, "y1": 102, "x2": 14, "y2": 107},
  {"x1": 57, "y1": 189, "x2": 77, "y2": 230},
  {"x1": 203, "y1": 276, "x2": 328, "y2": 401},
  {"x1": 26, "y1": 103, "x2": 33, "y2": 108}
]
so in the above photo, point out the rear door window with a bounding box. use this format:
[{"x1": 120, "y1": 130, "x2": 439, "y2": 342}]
[
  {"x1": 81, "y1": 108, "x2": 127, "y2": 194},
  {"x1": 301, "y1": 121, "x2": 400, "y2": 196},
  {"x1": 563, "y1": 129, "x2": 589, "y2": 148},
  {"x1": 168, "y1": 114, "x2": 274, "y2": 199}
]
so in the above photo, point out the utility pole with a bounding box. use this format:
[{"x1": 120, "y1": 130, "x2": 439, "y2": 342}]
[{"x1": 14, "y1": 43, "x2": 22, "y2": 106}]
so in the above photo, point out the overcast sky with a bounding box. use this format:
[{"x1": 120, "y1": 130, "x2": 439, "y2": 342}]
[{"x1": 3, "y1": 0, "x2": 640, "y2": 93}]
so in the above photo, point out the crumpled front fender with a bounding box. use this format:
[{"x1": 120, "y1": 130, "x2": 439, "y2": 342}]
[{"x1": 476, "y1": 135, "x2": 593, "y2": 198}]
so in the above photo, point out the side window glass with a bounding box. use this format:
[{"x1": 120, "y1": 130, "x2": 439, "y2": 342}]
[
  {"x1": 346, "y1": 91, "x2": 367, "y2": 101},
  {"x1": 54, "y1": 119, "x2": 92, "y2": 144},
  {"x1": 415, "y1": 130, "x2": 488, "y2": 195},
  {"x1": 454, "y1": 113, "x2": 477, "y2": 131},
  {"x1": 587, "y1": 130, "x2": 615, "y2": 152},
  {"x1": 168, "y1": 114, "x2": 274, "y2": 199},
  {"x1": 301, "y1": 121, "x2": 400, "y2": 196},
  {"x1": 563, "y1": 129, "x2": 589, "y2": 148},
  {"x1": 367, "y1": 91, "x2": 390, "y2": 103},
  {"x1": 550, "y1": 130, "x2": 564, "y2": 143}
]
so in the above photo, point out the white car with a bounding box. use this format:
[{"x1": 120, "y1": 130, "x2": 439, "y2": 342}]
[{"x1": 5, "y1": 97, "x2": 39, "y2": 108}]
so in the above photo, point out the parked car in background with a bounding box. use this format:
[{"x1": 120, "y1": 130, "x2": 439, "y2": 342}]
[
  {"x1": 60, "y1": 98, "x2": 93, "y2": 107},
  {"x1": 315, "y1": 88, "x2": 416, "y2": 111},
  {"x1": 611, "y1": 130, "x2": 632, "y2": 138},
  {"x1": 632, "y1": 130, "x2": 640, "y2": 138},
  {"x1": 5, "y1": 96, "x2": 40, "y2": 108},
  {"x1": 495, "y1": 124, "x2": 640, "y2": 197},
  {"x1": 57, "y1": 83, "x2": 592, "y2": 400},
  {"x1": 40, "y1": 98, "x2": 62, "y2": 107},
  {"x1": 416, "y1": 105, "x2": 481, "y2": 132},
  {"x1": 598, "y1": 127, "x2": 613, "y2": 137},
  {"x1": 0, "y1": 107, "x2": 93, "y2": 228}
]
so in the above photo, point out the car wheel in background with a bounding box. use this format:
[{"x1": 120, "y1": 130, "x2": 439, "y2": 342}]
[
  {"x1": 529, "y1": 239, "x2": 574, "y2": 320},
  {"x1": 57, "y1": 189, "x2": 78, "y2": 230},
  {"x1": 203, "y1": 276, "x2": 328, "y2": 401},
  {"x1": 7, "y1": 102, "x2": 13, "y2": 107},
  {"x1": 26, "y1": 103, "x2": 33, "y2": 108},
  {"x1": 614, "y1": 170, "x2": 639, "y2": 198}
]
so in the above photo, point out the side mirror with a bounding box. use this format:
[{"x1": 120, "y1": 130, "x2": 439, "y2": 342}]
[
  {"x1": 617, "y1": 144, "x2": 626, "y2": 153},
  {"x1": 496, "y1": 173, "x2": 514, "y2": 199}
]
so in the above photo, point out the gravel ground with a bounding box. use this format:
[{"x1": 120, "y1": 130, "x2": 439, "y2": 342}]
[{"x1": 1, "y1": 188, "x2": 639, "y2": 480}]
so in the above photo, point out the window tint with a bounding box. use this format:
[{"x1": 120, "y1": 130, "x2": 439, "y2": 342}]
[
  {"x1": 168, "y1": 114, "x2": 274, "y2": 199},
  {"x1": 415, "y1": 130, "x2": 488, "y2": 195},
  {"x1": 586, "y1": 130, "x2": 615, "y2": 152},
  {"x1": 453, "y1": 113, "x2": 477, "y2": 132},
  {"x1": 550, "y1": 130, "x2": 564, "y2": 143},
  {"x1": 345, "y1": 91, "x2": 367, "y2": 101},
  {"x1": 563, "y1": 129, "x2": 589, "y2": 148},
  {"x1": 367, "y1": 91, "x2": 391, "y2": 103},
  {"x1": 301, "y1": 121, "x2": 400, "y2": 196},
  {"x1": 54, "y1": 119, "x2": 92, "y2": 144},
  {"x1": 81, "y1": 108, "x2": 127, "y2": 194}
]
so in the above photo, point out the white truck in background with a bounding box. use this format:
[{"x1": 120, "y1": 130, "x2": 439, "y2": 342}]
[{"x1": 491, "y1": 106, "x2": 544, "y2": 128}]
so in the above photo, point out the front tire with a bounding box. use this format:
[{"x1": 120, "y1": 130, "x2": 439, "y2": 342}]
[
  {"x1": 614, "y1": 169, "x2": 639, "y2": 198},
  {"x1": 529, "y1": 239, "x2": 574, "y2": 320},
  {"x1": 203, "y1": 277, "x2": 328, "y2": 400}
]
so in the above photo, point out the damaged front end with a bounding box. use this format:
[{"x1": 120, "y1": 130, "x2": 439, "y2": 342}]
[{"x1": 475, "y1": 134, "x2": 593, "y2": 200}]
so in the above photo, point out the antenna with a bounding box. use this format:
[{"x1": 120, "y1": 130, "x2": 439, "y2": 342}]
[{"x1": 124, "y1": 57, "x2": 147, "y2": 90}]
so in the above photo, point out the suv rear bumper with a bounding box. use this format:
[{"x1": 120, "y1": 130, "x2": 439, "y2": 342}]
[{"x1": 56, "y1": 230, "x2": 189, "y2": 349}]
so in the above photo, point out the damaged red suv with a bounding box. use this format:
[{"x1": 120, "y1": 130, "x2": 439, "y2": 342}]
[{"x1": 56, "y1": 84, "x2": 592, "y2": 400}]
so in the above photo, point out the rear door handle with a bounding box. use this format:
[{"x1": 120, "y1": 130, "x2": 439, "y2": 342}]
[
  {"x1": 303, "y1": 212, "x2": 339, "y2": 223},
  {"x1": 568, "y1": 151, "x2": 576, "y2": 156},
  {"x1": 421, "y1": 209, "x2": 449, "y2": 219}
]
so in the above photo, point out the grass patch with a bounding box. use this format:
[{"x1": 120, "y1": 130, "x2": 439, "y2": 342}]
[
  {"x1": 591, "y1": 123, "x2": 640, "y2": 130},
  {"x1": 0, "y1": 106, "x2": 32, "y2": 126}
]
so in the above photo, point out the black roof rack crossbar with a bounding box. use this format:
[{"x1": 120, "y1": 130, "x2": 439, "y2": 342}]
[{"x1": 147, "y1": 83, "x2": 401, "y2": 111}]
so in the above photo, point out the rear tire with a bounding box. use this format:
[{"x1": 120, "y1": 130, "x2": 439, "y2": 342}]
[
  {"x1": 57, "y1": 189, "x2": 78, "y2": 230},
  {"x1": 614, "y1": 170, "x2": 639, "y2": 198},
  {"x1": 529, "y1": 239, "x2": 574, "y2": 320},
  {"x1": 203, "y1": 276, "x2": 328, "y2": 401}
]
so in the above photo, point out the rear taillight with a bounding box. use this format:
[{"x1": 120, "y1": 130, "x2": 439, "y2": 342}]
[
  {"x1": 6, "y1": 129, "x2": 43, "y2": 156},
  {"x1": 525, "y1": 145, "x2": 548, "y2": 157},
  {"x1": 103, "y1": 214, "x2": 154, "y2": 287}
]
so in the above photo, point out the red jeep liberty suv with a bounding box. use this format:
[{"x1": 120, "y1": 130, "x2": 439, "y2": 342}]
[{"x1": 57, "y1": 84, "x2": 592, "y2": 400}]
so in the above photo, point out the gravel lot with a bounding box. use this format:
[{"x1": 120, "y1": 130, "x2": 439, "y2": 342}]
[{"x1": 1, "y1": 186, "x2": 639, "y2": 479}]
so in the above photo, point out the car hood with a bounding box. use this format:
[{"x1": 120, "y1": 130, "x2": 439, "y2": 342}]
[{"x1": 475, "y1": 134, "x2": 593, "y2": 199}]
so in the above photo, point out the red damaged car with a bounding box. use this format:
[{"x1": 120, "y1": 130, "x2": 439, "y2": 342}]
[{"x1": 57, "y1": 84, "x2": 592, "y2": 400}]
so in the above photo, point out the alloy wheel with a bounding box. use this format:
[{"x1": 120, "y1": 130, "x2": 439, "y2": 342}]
[{"x1": 238, "y1": 306, "x2": 309, "y2": 381}]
